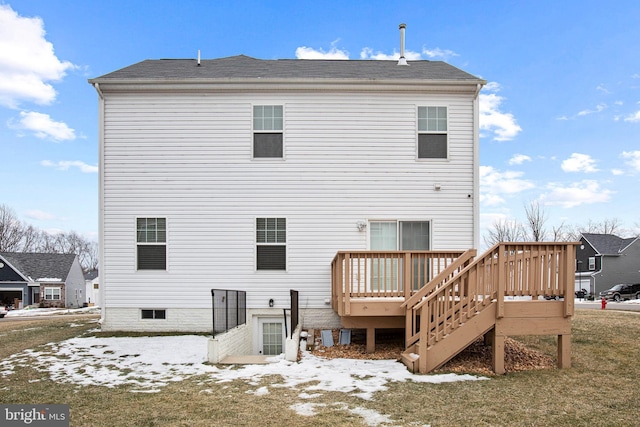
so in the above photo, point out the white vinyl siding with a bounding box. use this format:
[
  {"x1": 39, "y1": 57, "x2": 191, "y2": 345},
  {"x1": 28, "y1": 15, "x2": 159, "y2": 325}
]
[{"x1": 101, "y1": 91, "x2": 476, "y2": 315}]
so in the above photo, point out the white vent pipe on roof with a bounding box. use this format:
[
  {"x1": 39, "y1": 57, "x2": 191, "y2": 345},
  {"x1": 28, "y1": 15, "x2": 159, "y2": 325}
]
[
  {"x1": 398, "y1": 23, "x2": 408, "y2": 66},
  {"x1": 197, "y1": 50, "x2": 201, "y2": 66}
]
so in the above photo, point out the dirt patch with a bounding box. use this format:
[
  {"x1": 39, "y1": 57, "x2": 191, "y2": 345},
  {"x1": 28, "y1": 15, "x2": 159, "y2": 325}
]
[{"x1": 307, "y1": 329, "x2": 555, "y2": 375}]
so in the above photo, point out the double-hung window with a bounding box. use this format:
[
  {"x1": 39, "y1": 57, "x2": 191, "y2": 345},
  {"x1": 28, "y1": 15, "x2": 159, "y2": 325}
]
[
  {"x1": 44, "y1": 287, "x2": 61, "y2": 300},
  {"x1": 588, "y1": 257, "x2": 596, "y2": 271},
  {"x1": 418, "y1": 106, "x2": 448, "y2": 159},
  {"x1": 137, "y1": 218, "x2": 166, "y2": 270},
  {"x1": 253, "y1": 105, "x2": 283, "y2": 158},
  {"x1": 256, "y1": 218, "x2": 286, "y2": 270}
]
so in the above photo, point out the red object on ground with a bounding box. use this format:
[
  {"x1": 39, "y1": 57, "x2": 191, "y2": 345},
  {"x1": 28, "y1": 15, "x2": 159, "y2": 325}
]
[{"x1": 601, "y1": 298, "x2": 607, "y2": 310}]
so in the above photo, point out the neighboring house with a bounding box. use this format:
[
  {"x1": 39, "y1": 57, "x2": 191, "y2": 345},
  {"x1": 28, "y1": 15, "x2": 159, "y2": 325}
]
[
  {"x1": 576, "y1": 233, "x2": 640, "y2": 296},
  {"x1": 90, "y1": 53, "x2": 485, "y2": 340},
  {"x1": 84, "y1": 269, "x2": 100, "y2": 306},
  {"x1": 0, "y1": 252, "x2": 86, "y2": 308}
]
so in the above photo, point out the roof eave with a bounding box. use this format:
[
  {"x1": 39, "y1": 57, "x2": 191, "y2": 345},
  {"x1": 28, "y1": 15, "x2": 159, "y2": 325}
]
[{"x1": 89, "y1": 78, "x2": 487, "y2": 94}]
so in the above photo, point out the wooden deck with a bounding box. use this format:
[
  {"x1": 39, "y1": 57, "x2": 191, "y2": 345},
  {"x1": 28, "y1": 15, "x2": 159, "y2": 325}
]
[{"x1": 331, "y1": 243, "x2": 578, "y2": 374}]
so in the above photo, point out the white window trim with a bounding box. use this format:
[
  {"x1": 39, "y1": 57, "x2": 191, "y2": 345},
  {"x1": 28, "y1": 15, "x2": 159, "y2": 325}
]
[
  {"x1": 588, "y1": 256, "x2": 596, "y2": 271},
  {"x1": 253, "y1": 316, "x2": 288, "y2": 355},
  {"x1": 367, "y1": 219, "x2": 433, "y2": 250},
  {"x1": 252, "y1": 104, "x2": 286, "y2": 161},
  {"x1": 255, "y1": 217, "x2": 288, "y2": 272},
  {"x1": 44, "y1": 287, "x2": 61, "y2": 301},
  {"x1": 416, "y1": 105, "x2": 449, "y2": 161},
  {"x1": 135, "y1": 216, "x2": 168, "y2": 272}
]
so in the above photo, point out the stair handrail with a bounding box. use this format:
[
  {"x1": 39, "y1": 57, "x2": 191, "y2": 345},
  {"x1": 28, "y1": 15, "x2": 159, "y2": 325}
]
[
  {"x1": 401, "y1": 249, "x2": 477, "y2": 310},
  {"x1": 412, "y1": 244, "x2": 499, "y2": 311}
]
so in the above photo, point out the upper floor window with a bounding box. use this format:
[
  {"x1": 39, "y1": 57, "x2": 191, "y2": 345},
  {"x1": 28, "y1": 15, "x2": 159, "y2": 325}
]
[
  {"x1": 588, "y1": 256, "x2": 596, "y2": 270},
  {"x1": 137, "y1": 217, "x2": 166, "y2": 270},
  {"x1": 418, "y1": 106, "x2": 447, "y2": 159},
  {"x1": 253, "y1": 105, "x2": 283, "y2": 158},
  {"x1": 256, "y1": 218, "x2": 286, "y2": 270}
]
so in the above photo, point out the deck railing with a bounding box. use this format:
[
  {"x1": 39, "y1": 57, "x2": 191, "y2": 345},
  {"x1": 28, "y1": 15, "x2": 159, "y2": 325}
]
[
  {"x1": 331, "y1": 250, "x2": 465, "y2": 316},
  {"x1": 414, "y1": 243, "x2": 577, "y2": 349}
]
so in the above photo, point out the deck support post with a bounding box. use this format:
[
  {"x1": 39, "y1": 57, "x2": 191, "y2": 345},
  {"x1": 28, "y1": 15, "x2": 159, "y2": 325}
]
[
  {"x1": 490, "y1": 328, "x2": 505, "y2": 375},
  {"x1": 366, "y1": 328, "x2": 375, "y2": 353},
  {"x1": 558, "y1": 334, "x2": 571, "y2": 369},
  {"x1": 483, "y1": 331, "x2": 493, "y2": 347}
]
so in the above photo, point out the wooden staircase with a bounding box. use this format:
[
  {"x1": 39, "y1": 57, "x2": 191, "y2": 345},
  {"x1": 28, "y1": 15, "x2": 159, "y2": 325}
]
[{"x1": 400, "y1": 243, "x2": 576, "y2": 374}]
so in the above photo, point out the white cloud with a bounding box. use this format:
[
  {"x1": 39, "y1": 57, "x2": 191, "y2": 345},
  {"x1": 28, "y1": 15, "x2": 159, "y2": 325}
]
[
  {"x1": 508, "y1": 154, "x2": 532, "y2": 165},
  {"x1": 295, "y1": 40, "x2": 349, "y2": 60},
  {"x1": 297, "y1": 40, "x2": 456, "y2": 63},
  {"x1": 480, "y1": 166, "x2": 534, "y2": 206},
  {"x1": 561, "y1": 153, "x2": 598, "y2": 173},
  {"x1": 41, "y1": 160, "x2": 98, "y2": 173},
  {"x1": 576, "y1": 103, "x2": 607, "y2": 117},
  {"x1": 596, "y1": 85, "x2": 610, "y2": 94},
  {"x1": 0, "y1": 4, "x2": 76, "y2": 107},
  {"x1": 25, "y1": 209, "x2": 55, "y2": 220},
  {"x1": 623, "y1": 111, "x2": 640, "y2": 122},
  {"x1": 359, "y1": 47, "x2": 421, "y2": 60},
  {"x1": 421, "y1": 47, "x2": 458, "y2": 61},
  {"x1": 9, "y1": 111, "x2": 75, "y2": 141},
  {"x1": 539, "y1": 180, "x2": 613, "y2": 208},
  {"x1": 621, "y1": 150, "x2": 640, "y2": 172},
  {"x1": 479, "y1": 83, "x2": 522, "y2": 141},
  {"x1": 611, "y1": 169, "x2": 625, "y2": 176}
]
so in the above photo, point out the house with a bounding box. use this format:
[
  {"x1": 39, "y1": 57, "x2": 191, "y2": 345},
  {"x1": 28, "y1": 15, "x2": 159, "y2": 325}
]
[
  {"x1": 576, "y1": 233, "x2": 640, "y2": 296},
  {"x1": 90, "y1": 33, "x2": 576, "y2": 373},
  {"x1": 0, "y1": 252, "x2": 86, "y2": 308},
  {"x1": 84, "y1": 269, "x2": 100, "y2": 306}
]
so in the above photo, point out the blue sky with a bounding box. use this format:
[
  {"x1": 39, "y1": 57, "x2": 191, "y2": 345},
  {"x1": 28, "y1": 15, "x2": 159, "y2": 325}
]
[{"x1": 1, "y1": 0, "x2": 639, "y2": 242}]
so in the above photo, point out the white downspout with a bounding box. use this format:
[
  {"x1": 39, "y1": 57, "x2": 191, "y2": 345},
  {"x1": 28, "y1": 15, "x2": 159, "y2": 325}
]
[{"x1": 91, "y1": 81, "x2": 106, "y2": 324}]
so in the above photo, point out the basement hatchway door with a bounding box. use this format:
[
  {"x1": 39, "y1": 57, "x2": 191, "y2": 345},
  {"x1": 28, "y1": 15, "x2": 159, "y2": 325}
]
[{"x1": 258, "y1": 318, "x2": 284, "y2": 356}]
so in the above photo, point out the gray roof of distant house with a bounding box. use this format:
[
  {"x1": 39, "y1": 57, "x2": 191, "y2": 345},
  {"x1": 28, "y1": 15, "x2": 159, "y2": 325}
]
[
  {"x1": 90, "y1": 55, "x2": 485, "y2": 83},
  {"x1": 581, "y1": 233, "x2": 639, "y2": 255},
  {"x1": 84, "y1": 269, "x2": 99, "y2": 281},
  {"x1": 0, "y1": 252, "x2": 77, "y2": 281}
]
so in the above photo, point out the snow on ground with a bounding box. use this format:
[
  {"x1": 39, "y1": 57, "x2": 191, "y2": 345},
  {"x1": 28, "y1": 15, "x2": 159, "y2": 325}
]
[
  {"x1": 5, "y1": 306, "x2": 101, "y2": 317},
  {"x1": 0, "y1": 335, "x2": 485, "y2": 396},
  {"x1": 0, "y1": 334, "x2": 475, "y2": 426}
]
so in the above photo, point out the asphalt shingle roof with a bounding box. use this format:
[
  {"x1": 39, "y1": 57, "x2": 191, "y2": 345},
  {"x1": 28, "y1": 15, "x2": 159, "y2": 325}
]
[
  {"x1": 0, "y1": 252, "x2": 77, "y2": 281},
  {"x1": 90, "y1": 55, "x2": 484, "y2": 83},
  {"x1": 581, "y1": 233, "x2": 638, "y2": 255}
]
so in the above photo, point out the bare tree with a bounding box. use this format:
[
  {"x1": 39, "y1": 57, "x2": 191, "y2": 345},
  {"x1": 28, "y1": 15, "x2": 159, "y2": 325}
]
[
  {"x1": 0, "y1": 204, "x2": 27, "y2": 252},
  {"x1": 577, "y1": 218, "x2": 623, "y2": 236},
  {"x1": 601, "y1": 218, "x2": 622, "y2": 235},
  {"x1": 483, "y1": 218, "x2": 526, "y2": 247},
  {"x1": 549, "y1": 222, "x2": 576, "y2": 242},
  {"x1": 524, "y1": 201, "x2": 548, "y2": 242},
  {"x1": 0, "y1": 203, "x2": 98, "y2": 272}
]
